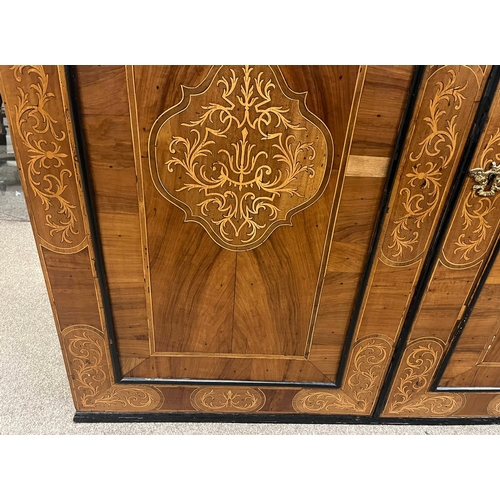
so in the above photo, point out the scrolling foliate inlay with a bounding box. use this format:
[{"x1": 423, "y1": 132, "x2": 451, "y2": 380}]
[
  {"x1": 385, "y1": 338, "x2": 464, "y2": 417},
  {"x1": 62, "y1": 325, "x2": 163, "y2": 411},
  {"x1": 190, "y1": 386, "x2": 265, "y2": 412},
  {"x1": 292, "y1": 336, "x2": 391, "y2": 414},
  {"x1": 8, "y1": 65, "x2": 84, "y2": 249},
  {"x1": 149, "y1": 65, "x2": 333, "y2": 251},
  {"x1": 487, "y1": 395, "x2": 500, "y2": 416},
  {"x1": 383, "y1": 67, "x2": 480, "y2": 264},
  {"x1": 446, "y1": 130, "x2": 500, "y2": 264}
]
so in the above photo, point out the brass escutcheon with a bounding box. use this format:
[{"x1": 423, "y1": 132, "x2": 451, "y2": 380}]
[{"x1": 469, "y1": 161, "x2": 500, "y2": 196}]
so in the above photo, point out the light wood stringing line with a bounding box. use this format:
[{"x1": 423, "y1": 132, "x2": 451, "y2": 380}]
[{"x1": 304, "y1": 65, "x2": 367, "y2": 357}]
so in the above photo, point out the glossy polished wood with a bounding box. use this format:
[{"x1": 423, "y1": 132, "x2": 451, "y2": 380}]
[
  {"x1": 83, "y1": 64, "x2": 398, "y2": 381},
  {"x1": 6, "y1": 64, "x2": 500, "y2": 419},
  {"x1": 381, "y1": 66, "x2": 500, "y2": 418}
]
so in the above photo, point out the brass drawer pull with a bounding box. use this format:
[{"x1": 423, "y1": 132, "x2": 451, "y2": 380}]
[{"x1": 469, "y1": 161, "x2": 500, "y2": 196}]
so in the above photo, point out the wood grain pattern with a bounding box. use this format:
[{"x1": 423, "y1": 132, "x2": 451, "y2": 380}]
[
  {"x1": 127, "y1": 355, "x2": 332, "y2": 383},
  {"x1": 130, "y1": 66, "x2": 362, "y2": 372},
  {"x1": 309, "y1": 176, "x2": 387, "y2": 379},
  {"x1": 41, "y1": 246, "x2": 102, "y2": 331},
  {"x1": 350, "y1": 66, "x2": 414, "y2": 158},
  {"x1": 78, "y1": 66, "x2": 413, "y2": 392},
  {"x1": 350, "y1": 65, "x2": 492, "y2": 416},
  {"x1": 11, "y1": 65, "x2": 500, "y2": 418},
  {"x1": 346, "y1": 155, "x2": 390, "y2": 177},
  {"x1": 75, "y1": 66, "x2": 151, "y2": 370},
  {"x1": 382, "y1": 67, "x2": 500, "y2": 417},
  {"x1": 440, "y1": 247, "x2": 500, "y2": 387}
]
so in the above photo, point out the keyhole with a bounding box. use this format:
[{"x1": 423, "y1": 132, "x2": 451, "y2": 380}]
[{"x1": 485, "y1": 173, "x2": 498, "y2": 192}]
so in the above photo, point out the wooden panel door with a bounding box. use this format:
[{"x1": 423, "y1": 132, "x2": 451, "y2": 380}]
[{"x1": 72, "y1": 64, "x2": 415, "y2": 402}]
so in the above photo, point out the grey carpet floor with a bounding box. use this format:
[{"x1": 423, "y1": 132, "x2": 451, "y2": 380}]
[{"x1": 1, "y1": 218, "x2": 499, "y2": 434}]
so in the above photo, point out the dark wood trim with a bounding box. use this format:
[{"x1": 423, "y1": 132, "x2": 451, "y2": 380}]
[
  {"x1": 74, "y1": 411, "x2": 500, "y2": 425},
  {"x1": 433, "y1": 237, "x2": 500, "y2": 391},
  {"x1": 64, "y1": 65, "x2": 123, "y2": 383},
  {"x1": 120, "y1": 377, "x2": 335, "y2": 388}
]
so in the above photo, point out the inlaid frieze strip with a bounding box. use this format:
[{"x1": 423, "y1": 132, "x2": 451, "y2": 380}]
[
  {"x1": 1, "y1": 65, "x2": 86, "y2": 252},
  {"x1": 190, "y1": 386, "x2": 265, "y2": 412},
  {"x1": 442, "y1": 119, "x2": 500, "y2": 267},
  {"x1": 384, "y1": 338, "x2": 464, "y2": 416},
  {"x1": 381, "y1": 66, "x2": 485, "y2": 266},
  {"x1": 62, "y1": 325, "x2": 164, "y2": 411}
]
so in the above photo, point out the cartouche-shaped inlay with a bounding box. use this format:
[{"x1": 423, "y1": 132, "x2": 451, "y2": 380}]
[{"x1": 149, "y1": 65, "x2": 333, "y2": 251}]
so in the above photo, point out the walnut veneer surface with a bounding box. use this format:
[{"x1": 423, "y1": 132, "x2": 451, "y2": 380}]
[{"x1": 1, "y1": 65, "x2": 500, "y2": 420}]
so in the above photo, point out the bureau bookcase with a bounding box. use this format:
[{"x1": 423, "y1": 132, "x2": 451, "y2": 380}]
[{"x1": 2, "y1": 65, "x2": 500, "y2": 422}]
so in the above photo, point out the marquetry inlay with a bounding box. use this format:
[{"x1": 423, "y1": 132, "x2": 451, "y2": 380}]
[
  {"x1": 190, "y1": 386, "x2": 265, "y2": 412},
  {"x1": 149, "y1": 65, "x2": 334, "y2": 251}
]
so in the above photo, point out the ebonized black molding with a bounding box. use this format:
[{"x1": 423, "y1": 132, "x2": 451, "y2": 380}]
[
  {"x1": 64, "y1": 66, "x2": 123, "y2": 383},
  {"x1": 374, "y1": 66, "x2": 500, "y2": 417},
  {"x1": 335, "y1": 65, "x2": 426, "y2": 386},
  {"x1": 433, "y1": 236, "x2": 500, "y2": 392},
  {"x1": 74, "y1": 411, "x2": 500, "y2": 425},
  {"x1": 121, "y1": 377, "x2": 334, "y2": 388}
]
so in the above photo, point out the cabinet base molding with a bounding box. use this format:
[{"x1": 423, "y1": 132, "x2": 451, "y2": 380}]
[{"x1": 73, "y1": 411, "x2": 500, "y2": 425}]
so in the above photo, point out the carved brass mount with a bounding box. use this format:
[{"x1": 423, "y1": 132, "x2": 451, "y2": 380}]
[{"x1": 469, "y1": 161, "x2": 500, "y2": 196}]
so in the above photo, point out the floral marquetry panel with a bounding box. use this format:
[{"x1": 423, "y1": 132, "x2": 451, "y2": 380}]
[
  {"x1": 381, "y1": 65, "x2": 487, "y2": 265},
  {"x1": 383, "y1": 338, "x2": 465, "y2": 417},
  {"x1": 150, "y1": 65, "x2": 333, "y2": 251},
  {"x1": 62, "y1": 325, "x2": 164, "y2": 412},
  {"x1": 190, "y1": 387, "x2": 266, "y2": 413},
  {"x1": 0, "y1": 66, "x2": 86, "y2": 253}
]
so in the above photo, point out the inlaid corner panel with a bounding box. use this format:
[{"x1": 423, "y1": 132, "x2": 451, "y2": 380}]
[{"x1": 4, "y1": 64, "x2": 500, "y2": 420}]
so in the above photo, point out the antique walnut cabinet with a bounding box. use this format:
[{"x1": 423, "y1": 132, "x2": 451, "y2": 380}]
[{"x1": 2, "y1": 65, "x2": 500, "y2": 423}]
